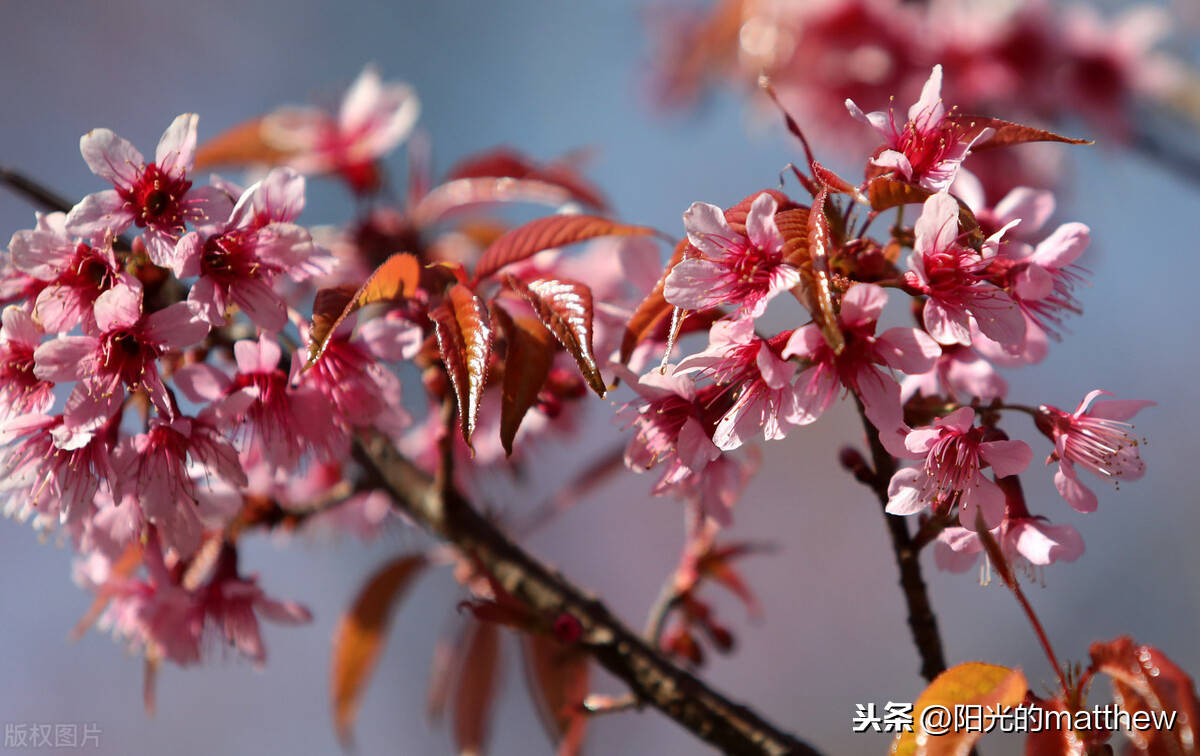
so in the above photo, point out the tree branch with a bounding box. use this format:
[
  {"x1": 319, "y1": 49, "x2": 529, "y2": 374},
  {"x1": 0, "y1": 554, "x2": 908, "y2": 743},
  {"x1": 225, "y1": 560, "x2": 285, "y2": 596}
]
[
  {"x1": 854, "y1": 401, "x2": 948, "y2": 683},
  {"x1": 352, "y1": 430, "x2": 821, "y2": 756}
]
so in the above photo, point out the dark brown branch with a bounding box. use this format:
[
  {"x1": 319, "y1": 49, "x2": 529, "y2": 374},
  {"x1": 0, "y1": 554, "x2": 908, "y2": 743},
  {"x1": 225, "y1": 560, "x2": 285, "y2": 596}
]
[
  {"x1": 0, "y1": 165, "x2": 75, "y2": 214},
  {"x1": 854, "y1": 401, "x2": 948, "y2": 683},
  {"x1": 352, "y1": 431, "x2": 821, "y2": 756}
]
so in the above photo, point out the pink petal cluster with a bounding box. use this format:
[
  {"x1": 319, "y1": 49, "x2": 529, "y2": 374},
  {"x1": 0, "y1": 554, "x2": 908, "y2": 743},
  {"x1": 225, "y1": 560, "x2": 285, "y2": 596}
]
[
  {"x1": 1036, "y1": 390, "x2": 1154, "y2": 512},
  {"x1": 664, "y1": 192, "x2": 799, "y2": 319}
]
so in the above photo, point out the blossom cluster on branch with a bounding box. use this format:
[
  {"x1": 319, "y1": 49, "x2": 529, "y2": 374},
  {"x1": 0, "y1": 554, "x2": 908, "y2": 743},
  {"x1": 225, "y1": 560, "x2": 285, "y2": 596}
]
[{"x1": 0, "y1": 47, "x2": 1193, "y2": 755}]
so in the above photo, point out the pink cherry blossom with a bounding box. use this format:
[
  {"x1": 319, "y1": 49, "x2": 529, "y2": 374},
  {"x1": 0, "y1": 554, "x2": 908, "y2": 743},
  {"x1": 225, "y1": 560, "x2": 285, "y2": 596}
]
[
  {"x1": 8, "y1": 211, "x2": 124, "y2": 333},
  {"x1": 886, "y1": 407, "x2": 1032, "y2": 528},
  {"x1": 1035, "y1": 389, "x2": 1154, "y2": 513},
  {"x1": 664, "y1": 192, "x2": 799, "y2": 319},
  {"x1": 906, "y1": 192, "x2": 1026, "y2": 349},
  {"x1": 298, "y1": 315, "x2": 417, "y2": 441},
  {"x1": 782, "y1": 282, "x2": 940, "y2": 451},
  {"x1": 0, "y1": 306, "x2": 54, "y2": 418},
  {"x1": 174, "y1": 334, "x2": 336, "y2": 471},
  {"x1": 846, "y1": 65, "x2": 988, "y2": 192},
  {"x1": 175, "y1": 168, "x2": 335, "y2": 331},
  {"x1": 32, "y1": 283, "x2": 208, "y2": 431},
  {"x1": 677, "y1": 319, "x2": 813, "y2": 450},
  {"x1": 991, "y1": 220, "x2": 1090, "y2": 341},
  {"x1": 934, "y1": 518, "x2": 1084, "y2": 575},
  {"x1": 901, "y1": 343, "x2": 1007, "y2": 404},
  {"x1": 65, "y1": 114, "x2": 232, "y2": 267},
  {"x1": 261, "y1": 66, "x2": 420, "y2": 194},
  {"x1": 110, "y1": 411, "x2": 249, "y2": 558}
]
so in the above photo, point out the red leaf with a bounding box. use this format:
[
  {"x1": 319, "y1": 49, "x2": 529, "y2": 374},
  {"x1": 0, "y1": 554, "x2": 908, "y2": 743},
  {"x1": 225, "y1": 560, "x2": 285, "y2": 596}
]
[
  {"x1": 722, "y1": 189, "x2": 800, "y2": 234},
  {"x1": 521, "y1": 633, "x2": 590, "y2": 756},
  {"x1": 619, "y1": 238, "x2": 688, "y2": 364},
  {"x1": 502, "y1": 275, "x2": 606, "y2": 397},
  {"x1": 453, "y1": 620, "x2": 502, "y2": 756},
  {"x1": 811, "y1": 159, "x2": 859, "y2": 195},
  {"x1": 474, "y1": 214, "x2": 658, "y2": 283},
  {"x1": 804, "y1": 189, "x2": 845, "y2": 354},
  {"x1": 446, "y1": 146, "x2": 609, "y2": 210},
  {"x1": 410, "y1": 177, "x2": 581, "y2": 228},
  {"x1": 307, "y1": 253, "x2": 421, "y2": 366},
  {"x1": 868, "y1": 176, "x2": 933, "y2": 212},
  {"x1": 1023, "y1": 695, "x2": 1085, "y2": 756},
  {"x1": 945, "y1": 115, "x2": 1092, "y2": 151},
  {"x1": 494, "y1": 306, "x2": 557, "y2": 456},
  {"x1": 193, "y1": 116, "x2": 291, "y2": 170},
  {"x1": 330, "y1": 554, "x2": 427, "y2": 746},
  {"x1": 432, "y1": 283, "x2": 495, "y2": 448},
  {"x1": 774, "y1": 207, "x2": 811, "y2": 267},
  {"x1": 1091, "y1": 636, "x2": 1200, "y2": 756}
]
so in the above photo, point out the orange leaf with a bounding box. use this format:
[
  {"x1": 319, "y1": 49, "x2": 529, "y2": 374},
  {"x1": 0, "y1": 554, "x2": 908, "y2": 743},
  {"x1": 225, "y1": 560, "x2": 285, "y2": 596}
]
[
  {"x1": 521, "y1": 633, "x2": 590, "y2": 756},
  {"x1": 330, "y1": 554, "x2": 427, "y2": 746},
  {"x1": 193, "y1": 116, "x2": 291, "y2": 170},
  {"x1": 502, "y1": 275, "x2": 605, "y2": 397},
  {"x1": 892, "y1": 662, "x2": 1027, "y2": 756},
  {"x1": 410, "y1": 177, "x2": 580, "y2": 228},
  {"x1": 432, "y1": 284, "x2": 495, "y2": 448},
  {"x1": 1091, "y1": 636, "x2": 1200, "y2": 756},
  {"x1": 307, "y1": 253, "x2": 421, "y2": 366},
  {"x1": 945, "y1": 115, "x2": 1092, "y2": 151},
  {"x1": 453, "y1": 620, "x2": 502, "y2": 756},
  {"x1": 868, "y1": 177, "x2": 933, "y2": 212},
  {"x1": 474, "y1": 215, "x2": 658, "y2": 282},
  {"x1": 494, "y1": 307, "x2": 557, "y2": 456}
]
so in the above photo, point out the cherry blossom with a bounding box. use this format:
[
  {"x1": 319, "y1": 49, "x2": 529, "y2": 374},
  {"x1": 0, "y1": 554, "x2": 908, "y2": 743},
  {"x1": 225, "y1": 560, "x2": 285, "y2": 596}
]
[
  {"x1": 0, "y1": 306, "x2": 54, "y2": 418},
  {"x1": 846, "y1": 65, "x2": 988, "y2": 192},
  {"x1": 1035, "y1": 390, "x2": 1154, "y2": 513},
  {"x1": 886, "y1": 408, "x2": 1032, "y2": 528},
  {"x1": 65, "y1": 114, "x2": 231, "y2": 267},
  {"x1": 261, "y1": 65, "x2": 420, "y2": 194},
  {"x1": 664, "y1": 192, "x2": 798, "y2": 319},
  {"x1": 175, "y1": 168, "x2": 335, "y2": 331},
  {"x1": 906, "y1": 192, "x2": 1026, "y2": 349},
  {"x1": 32, "y1": 283, "x2": 208, "y2": 432}
]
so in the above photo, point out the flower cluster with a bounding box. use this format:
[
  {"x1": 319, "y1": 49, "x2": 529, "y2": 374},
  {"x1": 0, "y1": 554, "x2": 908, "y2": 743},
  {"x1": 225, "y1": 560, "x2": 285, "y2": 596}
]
[{"x1": 618, "y1": 66, "x2": 1151, "y2": 590}]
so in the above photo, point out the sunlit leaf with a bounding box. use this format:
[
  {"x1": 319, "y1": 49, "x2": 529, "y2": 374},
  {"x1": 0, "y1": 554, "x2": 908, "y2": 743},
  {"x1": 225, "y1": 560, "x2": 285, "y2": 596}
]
[
  {"x1": 432, "y1": 283, "x2": 495, "y2": 448},
  {"x1": 410, "y1": 177, "x2": 580, "y2": 228},
  {"x1": 891, "y1": 662, "x2": 1027, "y2": 756},
  {"x1": 494, "y1": 306, "x2": 556, "y2": 456},
  {"x1": 1091, "y1": 636, "x2": 1200, "y2": 756},
  {"x1": 474, "y1": 215, "x2": 658, "y2": 283},
  {"x1": 331, "y1": 554, "x2": 427, "y2": 747},
  {"x1": 502, "y1": 275, "x2": 605, "y2": 397},
  {"x1": 307, "y1": 253, "x2": 421, "y2": 366},
  {"x1": 804, "y1": 189, "x2": 845, "y2": 354},
  {"x1": 522, "y1": 633, "x2": 590, "y2": 756},
  {"x1": 945, "y1": 115, "x2": 1092, "y2": 151},
  {"x1": 868, "y1": 177, "x2": 933, "y2": 212}
]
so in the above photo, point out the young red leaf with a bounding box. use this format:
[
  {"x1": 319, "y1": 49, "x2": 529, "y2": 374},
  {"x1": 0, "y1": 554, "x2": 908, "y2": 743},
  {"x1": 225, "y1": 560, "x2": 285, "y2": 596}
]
[
  {"x1": 1023, "y1": 695, "x2": 1086, "y2": 756},
  {"x1": 502, "y1": 275, "x2": 606, "y2": 397},
  {"x1": 892, "y1": 662, "x2": 1028, "y2": 756},
  {"x1": 619, "y1": 239, "x2": 688, "y2": 364},
  {"x1": 307, "y1": 253, "x2": 421, "y2": 366},
  {"x1": 944, "y1": 115, "x2": 1092, "y2": 151},
  {"x1": 803, "y1": 189, "x2": 845, "y2": 354},
  {"x1": 410, "y1": 177, "x2": 581, "y2": 228},
  {"x1": 453, "y1": 619, "x2": 502, "y2": 756},
  {"x1": 868, "y1": 176, "x2": 933, "y2": 212},
  {"x1": 521, "y1": 633, "x2": 590, "y2": 756},
  {"x1": 432, "y1": 283, "x2": 495, "y2": 448},
  {"x1": 722, "y1": 188, "x2": 799, "y2": 234},
  {"x1": 474, "y1": 215, "x2": 658, "y2": 283},
  {"x1": 330, "y1": 554, "x2": 427, "y2": 747},
  {"x1": 193, "y1": 116, "x2": 290, "y2": 170},
  {"x1": 494, "y1": 306, "x2": 557, "y2": 456},
  {"x1": 446, "y1": 146, "x2": 609, "y2": 210},
  {"x1": 1090, "y1": 636, "x2": 1200, "y2": 756}
]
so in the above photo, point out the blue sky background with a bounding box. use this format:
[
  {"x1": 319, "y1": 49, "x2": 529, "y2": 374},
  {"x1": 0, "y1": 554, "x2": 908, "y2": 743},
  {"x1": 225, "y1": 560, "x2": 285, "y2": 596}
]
[{"x1": 1, "y1": 1, "x2": 1198, "y2": 754}]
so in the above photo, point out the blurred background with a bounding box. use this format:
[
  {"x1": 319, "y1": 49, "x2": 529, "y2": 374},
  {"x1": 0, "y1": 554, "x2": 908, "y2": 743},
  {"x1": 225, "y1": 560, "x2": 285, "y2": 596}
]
[{"x1": 1, "y1": 0, "x2": 1198, "y2": 754}]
